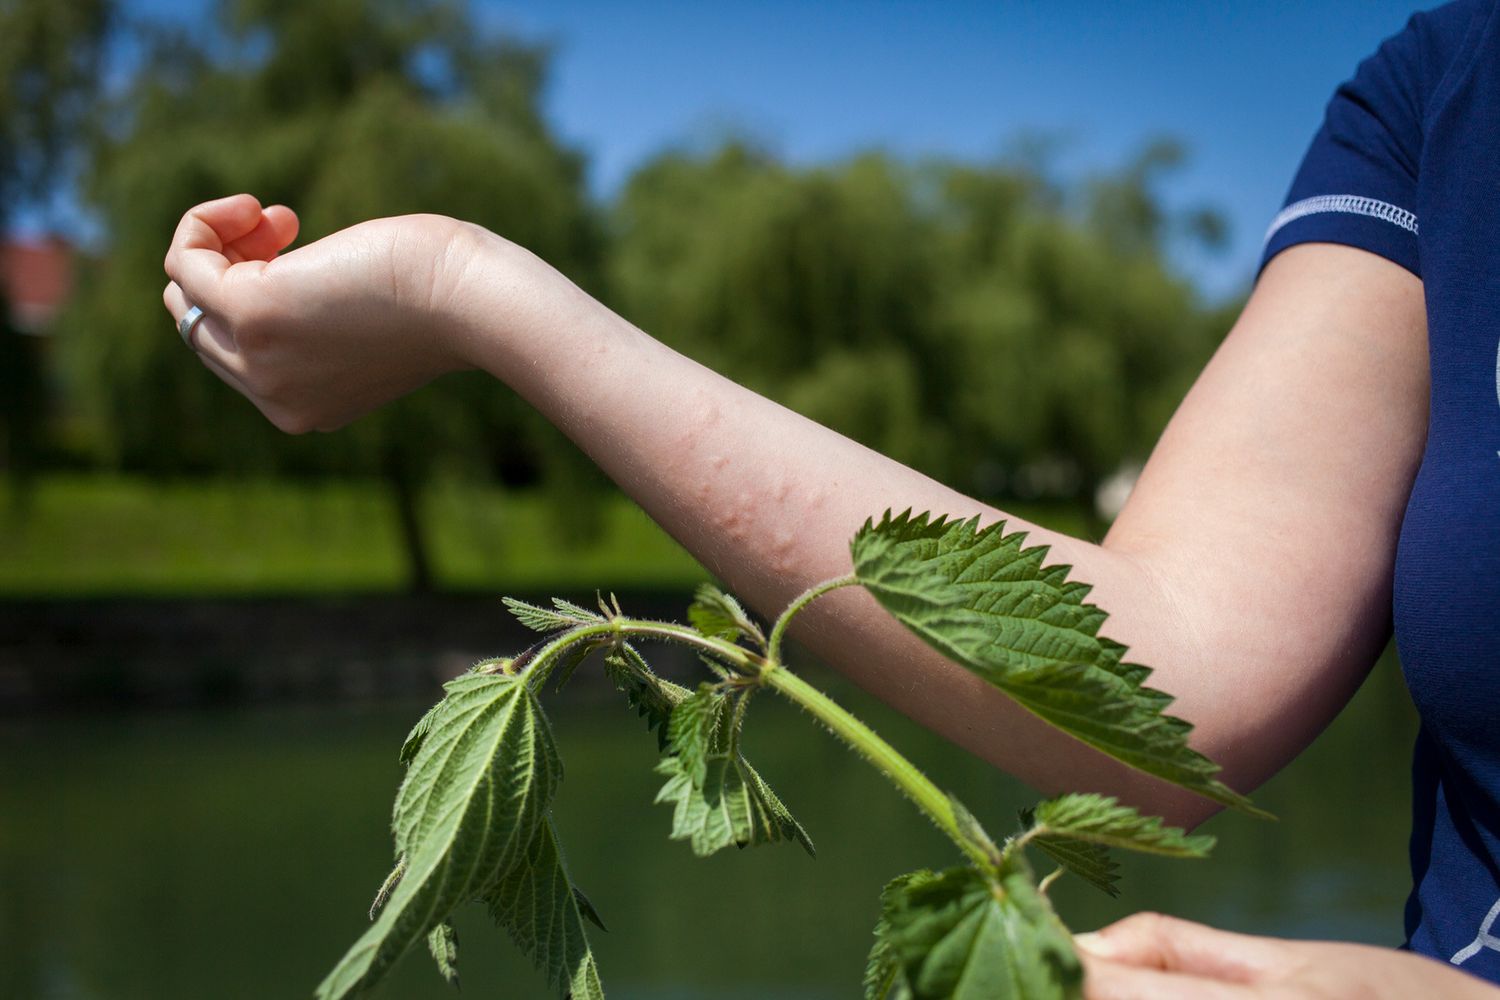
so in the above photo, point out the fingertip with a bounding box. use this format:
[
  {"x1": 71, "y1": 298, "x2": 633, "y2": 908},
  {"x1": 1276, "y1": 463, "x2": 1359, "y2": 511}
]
[
  {"x1": 262, "y1": 204, "x2": 300, "y2": 249},
  {"x1": 1075, "y1": 932, "x2": 1117, "y2": 959},
  {"x1": 198, "y1": 193, "x2": 265, "y2": 244}
]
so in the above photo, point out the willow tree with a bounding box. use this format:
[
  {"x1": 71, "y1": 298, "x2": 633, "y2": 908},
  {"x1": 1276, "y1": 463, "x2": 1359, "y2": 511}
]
[
  {"x1": 62, "y1": 0, "x2": 601, "y2": 588},
  {"x1": 0, "y1": 0, "x2": 112, "y2": 505},
  {"x1": 610, "y1": 140, "x2": 1227, "y2": 520}
]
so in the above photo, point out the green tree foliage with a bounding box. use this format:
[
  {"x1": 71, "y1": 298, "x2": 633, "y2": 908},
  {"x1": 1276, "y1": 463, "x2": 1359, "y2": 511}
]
[
  {"x1": 0, "y1": 0, "x2": 112, "y2": 500},
  {"x1": 610, "y1": 140, "x2": 1229, "y2": 511},
  {"x1": 610, "y1": 145, "x2": 945, "y2": 472},
  {"x1": 48, "y1": 0, "x2": 1235, "y2": 583},
  {"x1": 0, "y1": 0, "x2": 112, "y2": 213},
  {"x1": 60, "y1": 0, "x2": 601, "y2": 586}
]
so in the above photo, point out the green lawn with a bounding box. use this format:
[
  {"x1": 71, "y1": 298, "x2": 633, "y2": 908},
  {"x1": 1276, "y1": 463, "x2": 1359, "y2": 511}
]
[{"x1": 0, "y1": 474, "x2": 1089, "y2": 596}]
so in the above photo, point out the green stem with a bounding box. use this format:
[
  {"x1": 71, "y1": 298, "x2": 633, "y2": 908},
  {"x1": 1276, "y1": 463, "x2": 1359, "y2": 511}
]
[
  {"x1": 767, "y1": 573, "x2": 859, "y2": 663},
  {"x1": 513, "y1": 613, "x2": 989, "y2": 867},
  {"x1": 758, "y1": 659, "x2": 992, "y2": 869},
  {"x1": 517, "y1": 618, "x2": 757, "y2": 688}
]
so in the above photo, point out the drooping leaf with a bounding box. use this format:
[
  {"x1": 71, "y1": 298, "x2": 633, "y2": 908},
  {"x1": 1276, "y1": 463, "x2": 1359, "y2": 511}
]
[
  {"x1": 573, "y1": 886, "x2": 608, "y2": 933},
  {"x1": 549, "y1": 643, "x2": 593, "y2": 692},
  {"x1": 427, "y1": 921, "x2": 459, "y2": 986},
  {"x1": 653, "y1": 684, "x2": 814, "y2": 857},
  {"x1": 483, "y1": 817, "x2": 605, "y2": 1000},
  {"x1": 602, "y1": 645, "x2": 689, "y2": 751},
  {"x1": 850, "y1": 511, "x2": 1265, "y2": 816},
  {"x1": 654, "y1": 751, "x2": 814, "y2": 857},
  {"x1": 1023, "y1": 793, "x2": 1214, "y2": 858},
  {"x1": 742, "y1": 757, "x2": 816, "y2": 857},
  {"x1": 316, "y1": 674, "x2": 562, "y2": 1000},
  {"x1": 688, "y1": 583, "x2": 765, "y2": 647},
  {"x1": 503, "y1": 596, "x2": 605, "y2": 634},
  {"x1": 666, "y1": 684, "x2": 729, "y2": 784},
  {"x1": 878, "y1": 864, "x2": 1081, "y2": 1000},
  {"x1": 1023, "y1": 832, "x2": 1120, "y2": 898}
]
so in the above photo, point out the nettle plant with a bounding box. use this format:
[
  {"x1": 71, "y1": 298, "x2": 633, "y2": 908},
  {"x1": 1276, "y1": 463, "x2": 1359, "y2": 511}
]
[{"x1": 315, "y1": 511, "x2": 1268, "y2": 1000}]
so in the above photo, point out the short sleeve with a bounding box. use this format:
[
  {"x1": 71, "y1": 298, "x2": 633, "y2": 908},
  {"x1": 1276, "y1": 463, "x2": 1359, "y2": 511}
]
[{"x1": 1260, "y1": 1, "x2": 1485, "y2": 278}]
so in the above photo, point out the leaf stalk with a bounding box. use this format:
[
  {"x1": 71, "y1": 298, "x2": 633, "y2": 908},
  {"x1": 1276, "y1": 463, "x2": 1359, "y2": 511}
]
[{"x1": 766, "y1": 573, "x2": 859, "y2": 663}]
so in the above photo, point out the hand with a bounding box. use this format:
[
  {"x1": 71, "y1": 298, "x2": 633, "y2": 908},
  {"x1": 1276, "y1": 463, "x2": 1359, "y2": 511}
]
[
  {"x1": 162, "y1": 193, "x2": 494, "y2": 433},
  {"x1": 1077, "y1": 912, "x2": 1500, "y2": 999}
]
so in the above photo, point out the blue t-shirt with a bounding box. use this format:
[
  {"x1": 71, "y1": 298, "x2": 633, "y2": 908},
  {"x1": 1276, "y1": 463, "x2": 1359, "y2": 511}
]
[{"x1": 1262, "y1": 0, "x2": 1500, "y2": 981}]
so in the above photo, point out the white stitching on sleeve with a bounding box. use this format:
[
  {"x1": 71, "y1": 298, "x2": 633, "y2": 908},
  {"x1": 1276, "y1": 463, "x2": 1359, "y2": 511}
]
[{"x1": 1263, "y1": 194, "x2": 1419, "y2": 247}]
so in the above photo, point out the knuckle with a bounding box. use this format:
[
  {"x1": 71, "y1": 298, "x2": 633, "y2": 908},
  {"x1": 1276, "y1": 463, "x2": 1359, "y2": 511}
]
[{"x1": 1113, "y1": 911, "x2": 1171, "y2": 937}]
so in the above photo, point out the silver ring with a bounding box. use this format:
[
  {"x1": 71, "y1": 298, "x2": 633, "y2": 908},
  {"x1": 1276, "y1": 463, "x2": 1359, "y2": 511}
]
[{"x1": 178, "y1": 305, "x2": 205, "y2": 349}]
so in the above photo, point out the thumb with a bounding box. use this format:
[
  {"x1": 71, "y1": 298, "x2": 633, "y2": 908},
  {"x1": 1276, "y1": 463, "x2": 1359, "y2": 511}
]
[{"x1": 1075, "y1": 912, "x2": 1284, "y2": 982}]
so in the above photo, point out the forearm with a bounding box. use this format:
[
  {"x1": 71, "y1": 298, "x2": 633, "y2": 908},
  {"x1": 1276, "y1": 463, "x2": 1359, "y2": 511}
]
[
  {"x1": 447, "y1": 231, "x2": 1215, "y2": 823},
  {"x1": 162, "y1": 203, "x2": 1419, "y2": 828}
]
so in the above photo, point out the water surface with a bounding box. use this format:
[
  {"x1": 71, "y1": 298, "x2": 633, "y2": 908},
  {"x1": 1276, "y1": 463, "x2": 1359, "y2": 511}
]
[{"x1": 0, "y1": 650, "x2": 1417, "y2": 998}]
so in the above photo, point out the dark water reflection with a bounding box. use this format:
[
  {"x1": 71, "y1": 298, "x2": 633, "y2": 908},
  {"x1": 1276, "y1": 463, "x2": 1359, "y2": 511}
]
[{"x1": 0, "y1": 648, "x2": 1417, "y2": 999}]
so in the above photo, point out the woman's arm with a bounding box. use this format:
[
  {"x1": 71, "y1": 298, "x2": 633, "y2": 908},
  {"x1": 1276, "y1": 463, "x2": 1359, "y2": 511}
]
[{"x1": 163, "y1": 195, "x2": 1427, "y2": 827}]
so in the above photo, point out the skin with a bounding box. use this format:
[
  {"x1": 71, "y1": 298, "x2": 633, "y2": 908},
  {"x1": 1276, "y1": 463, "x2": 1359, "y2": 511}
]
[
  {"x1": 1076, "y1": 913, "x2": 1500, "y2": 1000},
  {"x1": 161, "y1": 193, "x2": 1491, "y2": 997}
]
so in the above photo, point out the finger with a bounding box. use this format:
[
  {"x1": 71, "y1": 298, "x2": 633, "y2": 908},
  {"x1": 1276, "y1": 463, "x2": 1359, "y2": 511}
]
[
  {"x1": 1081, "y1": 955, "x2": 1258, "y2": 1000},
  {"x1": 1075, "y1": 913, "x2": 1284, "y2": 982},
  {"x1": 163, "y1": 280, "x2": 244, "y2": 373},
  {"x1": 195, "y1": 344, "x2": 253, "y2": 396},
  {"x1": 163, "y1": 194, "x2": 268, "y2": 310},
  {"x1": 224, "y1": 205, "x2": 300, "y2": 263}
]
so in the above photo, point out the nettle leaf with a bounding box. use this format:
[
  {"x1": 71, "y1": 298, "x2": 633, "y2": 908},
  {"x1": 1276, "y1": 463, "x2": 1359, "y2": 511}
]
[
  {"x1": 1023, "y1": 831, "x2": 1120, "y2": 899},
  {"x1": 667, "y1": 685, "x2": 726, "y2": 782},
  {"x1": 602, "y1": 645, "x2": 689, "y2": 750},
  {"x1": 504, "y1": 596, "x2": 606, "y2": 634},
  {"x1": 316, "y1": 673, "x2": 563, "y2": 1000},
  {"x1": 483, "y1": 817, "x2": 605, "y2": 1000},
  {"x1": 850, "y1": 511, "x2": 1264, "y2": 816},
  {"x1": 427, "y1": 921, "x2": 459, "y2": 987},
  {"x1": 548, "y1": 643, "x2": 593, "y2": 692},
  {"x1": 398, "y1": 700, "x2": 445, "y2": 767},
  {"x1": 688, "y1": 583, "x2": 766, "y2": 647},
  {"x1": 864, "y1": 895, "x2": 912, "y2": 1000},
  {"x1": 1024, "y1": 793, "x2": 1214, "y2": 859},
  {"x1": 876, "y1": 865, "x2": 1081, "y2": 1000},
  {"x1": 653, "y1": 684, "x2": 814, "y2": 857},
  {"x1": 654, "y1": 752, "x2": 815, "y2": 857}
]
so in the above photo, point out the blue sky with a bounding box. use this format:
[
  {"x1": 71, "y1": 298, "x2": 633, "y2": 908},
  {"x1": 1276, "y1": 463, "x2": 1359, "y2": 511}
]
[{"x1": 47, "y1": 0, "x2": 1429, "y2": 299}]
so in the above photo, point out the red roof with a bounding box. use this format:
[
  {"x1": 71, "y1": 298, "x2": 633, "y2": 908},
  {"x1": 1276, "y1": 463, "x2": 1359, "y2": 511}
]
[{"x1": 1, "y1": 236, "x2": 74, "y2": 333}]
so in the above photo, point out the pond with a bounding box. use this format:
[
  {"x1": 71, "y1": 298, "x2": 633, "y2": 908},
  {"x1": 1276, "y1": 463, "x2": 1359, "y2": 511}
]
[{"x1": 0, "y1": 637, "x2": 1418, "y2": 999}]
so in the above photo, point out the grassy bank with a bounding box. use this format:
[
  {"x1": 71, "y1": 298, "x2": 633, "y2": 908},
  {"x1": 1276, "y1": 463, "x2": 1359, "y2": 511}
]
[{"x1": 0, "y1": 474, "x2": 1089, "y2": 597}]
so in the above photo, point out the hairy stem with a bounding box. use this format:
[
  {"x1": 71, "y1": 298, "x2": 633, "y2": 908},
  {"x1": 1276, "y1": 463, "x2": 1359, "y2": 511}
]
[
  {"x1": 766, "y1": 573, "x2": 859, "y2": 663},
  {"x1": 513, "y1": 613, "x2": 991, "y2": 867},
  {"x1": 758, "y1": 659, "x2": 993, "y2": 869}
]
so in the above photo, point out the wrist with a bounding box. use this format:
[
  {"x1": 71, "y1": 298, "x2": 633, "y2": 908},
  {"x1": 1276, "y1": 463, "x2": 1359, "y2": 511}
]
[{"x1": 432, "y1": 220, "x2": 576, "y2": 375}]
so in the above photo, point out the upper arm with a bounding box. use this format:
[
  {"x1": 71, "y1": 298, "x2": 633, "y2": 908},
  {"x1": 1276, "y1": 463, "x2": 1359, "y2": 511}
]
[
  {"x1": 1103, "y1": 242, "x2": 1427, "y2": 796},
  {"x1": 1089, "y1": 1, "x2": 1480, "y2": 802}
]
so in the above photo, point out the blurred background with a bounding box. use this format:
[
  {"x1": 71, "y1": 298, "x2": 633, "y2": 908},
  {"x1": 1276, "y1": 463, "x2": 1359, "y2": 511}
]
[{"x1": 0, "y1": 1, "x2": 1427, "y2": 997}]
